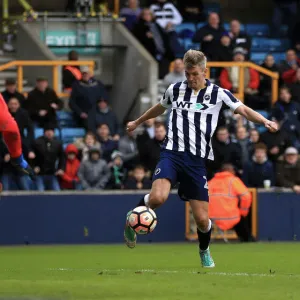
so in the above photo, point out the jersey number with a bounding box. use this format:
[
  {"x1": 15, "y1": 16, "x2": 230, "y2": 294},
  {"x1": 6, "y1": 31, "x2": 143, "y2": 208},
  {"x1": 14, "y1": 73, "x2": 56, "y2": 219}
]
[{"x1": 203, "y1": 176, "x2": 208, "y2": 189}]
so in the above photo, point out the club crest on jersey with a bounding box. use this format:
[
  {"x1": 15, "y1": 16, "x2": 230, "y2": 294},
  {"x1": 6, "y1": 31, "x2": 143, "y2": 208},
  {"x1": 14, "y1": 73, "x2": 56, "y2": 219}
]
[{"x1": 204, "y1": 94, "x2": 211, "y2": 101}]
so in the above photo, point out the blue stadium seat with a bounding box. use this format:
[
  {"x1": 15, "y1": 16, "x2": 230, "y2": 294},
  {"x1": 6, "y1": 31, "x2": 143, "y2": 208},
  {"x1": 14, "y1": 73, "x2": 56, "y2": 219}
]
[
  {"x1": 56, "y1": 111, "x2": 77, "y2": 127},
  {"x1": 271, "y1": 52, "x2": 286, "y2": 64},
  {"x1": 196, "y1": 22, "x2": 206, "y2": 30},
  {"x1": 251, "y1": 38, "x2": 290, "y2": 52},
  {"x1": 246, "y1": 24, "x2": 269, "y2": 36},
  {"x1": 223, "y1": 22, "x2": 245, "y2": 32},
  {"x1": 183, "y1": 38, "x2": 200, "y2": 52},
  {"x1": 175, "y1": 23, "x2": 196, "y2": 39},
  {"x1": 61, "y1": 128, "x2": 86, "y2": 144},
  {"x1": 250, "y1": 52, "x2": 266, "y2": 64},
  {"x1": 255, "y1": 110, "x2": 269, "y2": 133},
  {"x1": 34, "y1": 128, "x2": 60, "y2": 139}
]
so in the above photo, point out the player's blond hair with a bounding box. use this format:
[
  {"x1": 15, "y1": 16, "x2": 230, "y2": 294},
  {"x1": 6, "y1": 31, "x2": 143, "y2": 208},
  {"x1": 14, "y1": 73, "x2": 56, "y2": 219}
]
[{"x1": 183, "y1": 50, "x2": 207, "y2": 69}]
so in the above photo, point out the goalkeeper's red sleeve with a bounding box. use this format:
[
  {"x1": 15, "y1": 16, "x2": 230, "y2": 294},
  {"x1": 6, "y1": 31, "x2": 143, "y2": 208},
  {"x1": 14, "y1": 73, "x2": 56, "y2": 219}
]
[{"x1": 0, "y1": 94, "x2": 22, "y2": 158}]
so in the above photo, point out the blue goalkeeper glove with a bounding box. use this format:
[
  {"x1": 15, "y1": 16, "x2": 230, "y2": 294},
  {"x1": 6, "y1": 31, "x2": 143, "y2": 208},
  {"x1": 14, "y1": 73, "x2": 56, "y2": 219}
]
[{"x1": 11, "y1": 154, "x2": 35, "y2": 181}]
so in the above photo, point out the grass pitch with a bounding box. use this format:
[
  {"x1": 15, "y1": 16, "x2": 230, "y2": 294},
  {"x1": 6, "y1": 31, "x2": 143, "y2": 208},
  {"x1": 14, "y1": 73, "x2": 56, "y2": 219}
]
[{"x1": 0, "y1": 243, "x2": 299, "y2": 299}]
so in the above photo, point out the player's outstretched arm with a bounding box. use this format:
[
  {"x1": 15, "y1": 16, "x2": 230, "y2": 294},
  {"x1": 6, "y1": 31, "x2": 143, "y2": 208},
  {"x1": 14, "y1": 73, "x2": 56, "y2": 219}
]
[
  {"x1": 235, "y1": 105, "x2": 278, "y2": 132},
  {"x1": 127, "y1": 103, "x2": 167, "y2": 132}
]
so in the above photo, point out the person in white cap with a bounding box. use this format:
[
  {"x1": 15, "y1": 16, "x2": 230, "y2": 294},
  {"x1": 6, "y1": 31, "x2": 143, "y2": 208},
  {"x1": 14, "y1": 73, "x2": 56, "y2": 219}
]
[{"x1": 276, "y1": 147, "x2": 300, "y2": 193}]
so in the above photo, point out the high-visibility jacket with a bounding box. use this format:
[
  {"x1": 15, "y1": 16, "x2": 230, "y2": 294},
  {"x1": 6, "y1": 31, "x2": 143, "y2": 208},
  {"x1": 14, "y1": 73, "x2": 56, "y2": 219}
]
[
  {"x1": 208, "y1": 171, "x2": 252, "y2": 231},
  {"x1": 63, "y1": 66, "x2": 82, "y2": 91}
]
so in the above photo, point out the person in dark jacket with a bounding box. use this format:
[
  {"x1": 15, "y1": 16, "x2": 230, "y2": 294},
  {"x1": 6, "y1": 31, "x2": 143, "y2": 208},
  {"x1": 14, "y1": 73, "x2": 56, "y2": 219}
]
[
  {"x1": 207, "y1": 126, "x2": 242, "y2": 179},
  {"x1": 133, "y1": 8, "x2": 175, "y2": 78},
  {"x1": 228, "y1": 19, "x2": 251, "y2": 57},
  {"x1": 216, "y1": 33, "x2": 233, "y2": 62},
  {"x1": 25, "y1": 77, "x2": 63, "y2": 128},
  {"x1": 259, "y1": 55, "x2": 279, "y2": 101},
  {"x1": 124, "y1": 165, "x2": 152, "y2": 190},
  {"x1": 192, "y1": 12, "x2": 225, "y2": 61},
  {"x1": 260, "y1": 119, "x2": 291, "y2": 162},
  {"x1": 7, "y1": 97, "x2": 35, "y2": 156},
  {"x1": 272, "y1": 86, "x2": 300, "y2": 149},
  {"x1": 57, "y1": 144, "x2": 81, "y2": 190},
  {"x1": 69, "y1": 66, "x2": 108, "y2": 128},
  {"x1": 289, "y1": 68, "x2": 300, "y2": 104},
  {"x1": 276, "y1": 147, "x2": 300, "y2": 193},
  {"x1": 88, "y1": 98, "x2": 120, "y2": 139},
  {"x1": 1, "y1": 79, "x2": 26, "y2": 105},
  {"x1": 32, "y1": 125, "x2": 64, "y2": 191},
  {"x1": 96, "y1": 123, "x2": 118, "y2": 162},
  {"x1": 243, "y1": 143, "x2": 275, "y2": 188},
  {"x1": 62, "y1": 50, "x2": 82, "y2": 91},
  {"x1": 140, "y1": 122, "x2": 166, "y2": 174}
]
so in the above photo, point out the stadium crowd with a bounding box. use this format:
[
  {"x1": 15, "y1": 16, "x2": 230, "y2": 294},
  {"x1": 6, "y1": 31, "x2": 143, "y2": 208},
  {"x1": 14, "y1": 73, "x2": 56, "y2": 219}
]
[{"x1": 0, "y1": 0, "x2": 300, "y2": 193}]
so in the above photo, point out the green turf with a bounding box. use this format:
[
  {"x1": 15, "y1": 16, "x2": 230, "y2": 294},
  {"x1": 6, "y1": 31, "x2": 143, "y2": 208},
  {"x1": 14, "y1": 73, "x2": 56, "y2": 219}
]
[{"x1": 0, "y1": 243, "x2": 299, "y2": 299}]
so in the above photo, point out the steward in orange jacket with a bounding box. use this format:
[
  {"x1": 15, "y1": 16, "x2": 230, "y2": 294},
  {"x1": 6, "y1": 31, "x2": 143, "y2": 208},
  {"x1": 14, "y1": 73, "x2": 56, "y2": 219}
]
[
  {"x1": 208, "y1": 163, "x2": 253, "y2": 241},
  {"x1": 62, "y1": 50, "x2": 82, "y2": 91}
]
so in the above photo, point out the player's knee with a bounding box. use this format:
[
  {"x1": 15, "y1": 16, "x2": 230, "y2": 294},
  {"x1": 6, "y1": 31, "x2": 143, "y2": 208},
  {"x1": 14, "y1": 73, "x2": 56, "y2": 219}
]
[
  {"x1": 149, "y1": 191, "x2": 167, "y2": 209},
  {"x1": 196, "y1": 217, "x2": 209, "y2": 232}
]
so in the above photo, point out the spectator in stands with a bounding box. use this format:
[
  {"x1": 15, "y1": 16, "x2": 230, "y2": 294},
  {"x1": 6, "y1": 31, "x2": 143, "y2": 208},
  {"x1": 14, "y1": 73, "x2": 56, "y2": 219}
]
[
  {"x1": 228, "y1": 20, "x2": 251, "y2": 57},
  {"x1": 259, "y1": 54, "x2": 279, "y2": 101},
  {"x1": 32, "y1": 125, "x2": 64, "y2": 191},
  {"x1": 140, "y1": 122, "x2": 166, "y2": 174},
  {"x1": 243, "y1": 143, "x2": 275, "y2": 188},
  {"x1": 276, "y1": 147, "x2": 300, "y2": 193},
  {"x1": 216, "y1": 33, "x2": 233, "y2": 62},
  {"x1": 57, "y1": 144, "x2": 81, "y2": 190},
  {"x1": 96, "y1": 123, "x2": 118, "y2": 162},
  {"x1": 280, "y1": 49, "x2": 300, "y2": 84},
  {"x1": 292, "y1": 21, "x2": 300, "y2": 54},
  {"x1": 1, "y1": 79, "x2": 25, "y2": 105},
  {"x1": 0, "y1": 140, "x2": 30, "y2": 191},
  {"x1": 7, "y1": 97, "x2": 34, "y2": 157},
  {"x1": 25, "y1": 77, "x2": 63, "y2": 128},
  {"x1": 163, "y1": 58, "x2": 185, "y2": 88},
  {"x1": 106, "y1": 151, "x2": 127, "y2": 189},
  {"x1": 272, "y1": 0, "x2": 298, "y2": 38},
  {"x1": 208, "y1": 126, "x2": 242, "y2": 179},
  {"x1": 248, "y1": 128, "x2": 260, "y2": 157},
  {"x1": 69, "y1": 66, "x2": 108, "y2": 129},
  {"x1": 78, "y1": 147, "x2": 111, "y2": 190},
  {"x1": 88, "y1": 98, "x2": 120, "y2": 140},
  {"x1": 235, "y1": 126, "x2": 251, "y2": 167},
  {"x1": 124, "y1": 164, "x2": 152, "y2": 189},
  {"x1": 74, "y1": 131, "x2": 101, "y2": 161},
  {"x1": 150, "y1": 0, "x2": 182, "y2": 30},
  {"x1": 119, "y1": 122, "x2": 139, "y2": 170},
  {"x1": 289, "y1": 68, "x2": 300, "y2": 103},
  {"x1": 260, "y1": 119, "x2": 291, "y2": 162},
  {"x1": 177, "y1": 0, "x2": 205, "y2": 23},
  {"x1": 220, "y1": 48, "x2": 262, "y2": 110},
  {"x1": 272, "y1": 86, "x2": 300, "y2": 150},
  {"x1": 136, "y1": 118, "x2": 156, "y2": 155},
  {"x1": 62, "y1": 50, "x2": 82, "y2": 92},
  {"x1": 120, "y1": 0, "x2": 142, "y2": 30},
  {"x1": 209, "y1": 163, "x2": 253, "y2": 242},
  {"x1": 192, "y1": 12, "x2": 225, "y2": 61},
  {"x1": 133, "y1": 8, "x2": 175, "y2": 78}
]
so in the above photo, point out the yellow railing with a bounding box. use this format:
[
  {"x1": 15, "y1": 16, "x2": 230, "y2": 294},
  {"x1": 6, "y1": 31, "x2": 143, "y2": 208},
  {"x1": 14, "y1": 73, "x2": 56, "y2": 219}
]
[
  {"x1": 0, "y1": 60, "x2": 95, "y2": 98},
  {"x1": 206, "y1": 61, "x2": 279, "y2": 104}
]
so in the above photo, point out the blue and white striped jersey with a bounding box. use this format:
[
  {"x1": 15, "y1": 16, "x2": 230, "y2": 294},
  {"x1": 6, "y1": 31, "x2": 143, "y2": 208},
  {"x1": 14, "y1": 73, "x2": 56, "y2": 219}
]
[{"x1": 160, "y1": 79, "x2": 243, "y2": 160}]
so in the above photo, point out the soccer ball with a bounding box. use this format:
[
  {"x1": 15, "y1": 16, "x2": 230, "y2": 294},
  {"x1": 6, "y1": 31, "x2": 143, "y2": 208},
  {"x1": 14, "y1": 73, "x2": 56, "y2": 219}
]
[{"x1": 128, "y1": 206, "x2": 157, "y2": 235}]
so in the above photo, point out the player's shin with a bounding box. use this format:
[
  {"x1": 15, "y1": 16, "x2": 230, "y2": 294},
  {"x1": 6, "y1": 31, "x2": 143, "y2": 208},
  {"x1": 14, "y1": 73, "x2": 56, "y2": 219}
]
[{"x1": 197, "y1": 219, "x2": 212, "y2": 251}]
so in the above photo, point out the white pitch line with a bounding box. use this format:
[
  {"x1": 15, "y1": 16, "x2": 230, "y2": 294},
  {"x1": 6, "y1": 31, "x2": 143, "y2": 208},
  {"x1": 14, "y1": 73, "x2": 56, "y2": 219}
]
[{"x1": 46, "y1": 268, "x2": 285, "y2": 277}]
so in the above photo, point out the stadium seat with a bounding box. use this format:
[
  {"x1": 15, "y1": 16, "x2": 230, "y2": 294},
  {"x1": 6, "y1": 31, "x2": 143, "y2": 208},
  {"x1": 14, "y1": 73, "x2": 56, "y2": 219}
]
[
  {"x1": 251, "y1": 38, "x2": 290, "y2": 52},
  {"x1": 250, "y1": 52, "x2": 266, "y2": 64},
  {"x1": 183, "y1": 38, "x2": 200, "y2": 52},
  {"x1": 34, "y1": 128, "x2": 60, "y2": 139},
  {"x1": 61, "y1": 128, "x2": 86, "y2": 144},
  {"x1": 175, "y1": 23, "x2": 196, "y2": 39},
  {"x1": 196, "y1": 22, "x2": 206, "y2": 30},
  {"x1": 272, "y1": 52, "x2": 286, "y2": 64},
  {"x1": 223, "y1": 22, "x2": 245, "y2": 32},
  {"x1": 255, "y1": 110, "x2": 269, "y2": 133},
  {"x1": 56, "y1": 111, "x2": 77, "y2": 127},
  {"x1": 246, "y1": 24, "x2": 270, "y2": 36}
]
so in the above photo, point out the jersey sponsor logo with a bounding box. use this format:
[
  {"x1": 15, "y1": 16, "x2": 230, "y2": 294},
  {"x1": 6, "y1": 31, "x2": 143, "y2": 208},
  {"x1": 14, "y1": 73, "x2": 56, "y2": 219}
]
[{"x1": 175, "y1": 101, "x2": 208, "y2": 111}]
